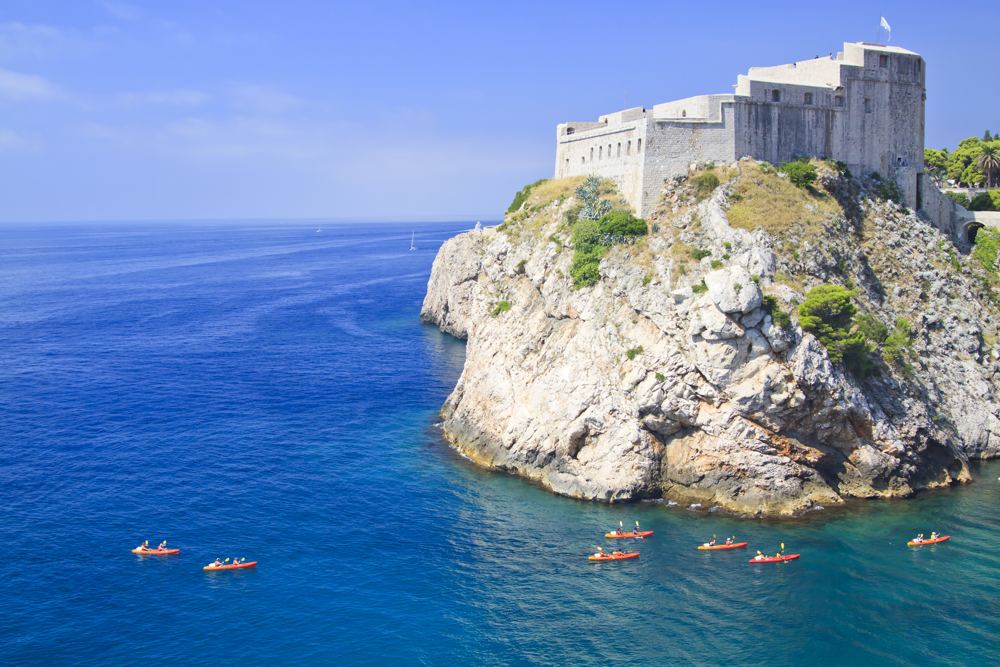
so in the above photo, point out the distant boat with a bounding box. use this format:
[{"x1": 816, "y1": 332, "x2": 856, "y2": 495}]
[
  {"x1": 315, "y1": 227, "x2": 322, "y2": 233},
  {"x1": 409, "y1": 232, "x2": 417, "y2": 251}
]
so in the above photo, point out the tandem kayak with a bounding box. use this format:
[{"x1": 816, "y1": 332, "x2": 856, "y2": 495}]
[
  {"x1": 203, "y1": 561, "x2": 258, "y2": 571},
  {"x1": 907, "y1": 536, "x2": 950, "y2": 547},
  {"x1": 604, "y1": 531, "x2": 654, "y2": 539},
  {"x1": 588, "y1": 552, "x2": 640, "y2": 561},
  {"x1": 748, "y1": 554, "x2": 800, "y2": 564},
  {"x1": 131, "y1": 547, "x2": 180, "y2": 556},
  {"x1": 698, "y1": 542, "x2": 749, "y2": 551}
]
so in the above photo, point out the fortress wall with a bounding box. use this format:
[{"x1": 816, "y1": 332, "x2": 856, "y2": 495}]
[
  {"x1": 555, "y1": 117, "x2": 649, "y2": 214},
  {"x1": 639, "y1": 104, "x2": 736, "y2": 216},
  {"x1": 651, "y1": 94, "x2": 731, "y2": 120},
  {"x1": 920, "y1": 180, "x2": 971, "y2": 248}
]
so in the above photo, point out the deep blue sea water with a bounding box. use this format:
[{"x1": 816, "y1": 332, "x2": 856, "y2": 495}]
[{"x1": 0, "y1": 222, "x2": 997, "y2": 666}]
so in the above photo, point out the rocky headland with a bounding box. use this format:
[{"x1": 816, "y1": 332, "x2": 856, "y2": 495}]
[{"x1": 421, "y1": 161, "x2": 1000, "y2": 516}]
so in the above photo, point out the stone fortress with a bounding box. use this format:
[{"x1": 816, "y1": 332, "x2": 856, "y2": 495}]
[{"x1": 555, "y1": 42, "x2": 969, "y2": 242}]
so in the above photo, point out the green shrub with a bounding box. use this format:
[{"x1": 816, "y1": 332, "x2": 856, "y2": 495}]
[
  {"x1": 692, "y1": 280, "x2": 708, "y2": 294},
  {"x1": 490, "y1": 300, "x2": 511, "y2": 317},
  {"x1": 625, "y1": 346, "x2": 644, "y2": 360},
  {"x1": 969, "y1": 191, "x2": 1000, "y2": 211},
  {"x1": 779, "y1": 160, "x2": 817, "y2": 188},
  {"x1": 642, "y1": 272, "x2": 653, "y2": 286},
  {"x1": 882, "y1": 318, "x2": 915, "y2": 367},
  {"x1": 576, "y1": 176, "x2": 613, "y2": 220},
  {"x1": 945, "y1": 191, "x2": 971, "y2": 208},
  {"x1": 691, "y1": 248, "x2": 711, "y2": 260},
  {"x1": 868, "y1": 172, "x2": 902, "y2": 204},
  {"x1": 855, "y1": 313, "x2": 888, "y2": 344},
  {"x1": 655, "y1": 372, "x2": 666, "y2": 382},
  {"x1": 506, "y1": 179, "x2": 546, "y2": 214},
  {"x1": 570, "y1": 246, "x2": 604, "y2": 288},
  {"x1": 692, "y1": 171, "x2": 721, "y2": 199},
  {"x1": 761, "y1": 294, "x2": 791, "y2": 329},
  {"x1": 572, "y1": 218, "x2": 601, "y2": 248},
  {"x1": 973, "y1": 227, "x2": 1000, "y2": 276},
  {"x1": 797, "y1": 285, "x2": 870, "y2": 372},
  {"x1": 598, "y1": 210, "x2": 647, "y2": 238},
  {"x1": 514, "y1": 259, "x2": 527, "y2": 274},
  {"x1": 710, "y1": 259, "x2": 723, "y2": 269}
]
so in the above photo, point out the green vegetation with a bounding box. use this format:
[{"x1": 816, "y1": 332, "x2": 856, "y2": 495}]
[
  {"x1": 761, "y1": 294, "x2": 791, "y2": 329},
  {"x1": 867, "y1": 172, "x2": 902, "y2": 204},
  {"x1": 506, "y1": 179, "x2": 547, "y2": 214},
  {"x1": 973, "y1": 227, "x2": 1000, "y2": 284},
  {"x1": 576, "y1": 175, "x2": 613, "y2": 221},
  {"x1": 514, "y1": 259, "x2": 527, "y2": 273},
  {"x1": 492, "y1": 300, "x2": 511, "y2": 316},
  {"x1": 655, "y1": 372, "x2": 666, "y2": 382},
  {"x1": 924, "y1": 134, "x2": 1000, "y2": 187},
  {"x1": 968, "y1": 190, "x2": 1000, "y2": 211},
  {"x1": 778, "y1": 160, "x2": 818, "y2": 188},
  {"x1": 625, "y1": 346, "x2": 644, "y2": 360},
  {"x1": 945, "y1": 191, "x2": 971, "y2": 208},
  {"x1": 692, "y1": 171, "x2": 721, "y2": 199},
  {"x1": 642, "y1": 272, "x2": 653, "y2": 287},
  {"x1": 568, "y1": 198, "x2": 647, "y2": 288},
  {"x1": 797, "y1": 285, "x2": 873, "y2": 377},
  {"x1": 690, "y1": 247, "x2": 711, "y2": 260},
  {"x1": 490, "y1": 300, "x2": 511, "y2": 317},
  {"x1": 710, "y1": 259, "x2": 723, "y2": 269},
  {"x1": 691, "y1": 279, "x2": 708, "y2": 294},
  {"x1": 882, "y1": 318, "x2": 915, "y2": 369}
]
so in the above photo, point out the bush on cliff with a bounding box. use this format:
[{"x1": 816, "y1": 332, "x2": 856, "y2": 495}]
[
  {"x1": 692, "y1": 171, "x2": 721, "y2": 200},
  {"x1": 568, "y1": 210, "x2": 647, "y2": 288},
  {"x1": 779, "y1": 160, "x2": 817, "y2": 188},
  {"x1": 506, "y1": 179, "x2": 547, "y2": 215},
  {"x1": 798, "y1": 284, "x2": 874, "y2": 377},
  {"x1": 598, "y1": 210, "x2": 647, "y2": 238}
]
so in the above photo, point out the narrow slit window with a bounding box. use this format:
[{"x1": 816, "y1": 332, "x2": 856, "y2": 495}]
[
  {"x1": 626, "y1": 140, "x2": 631, "y2": 155},
  {"x1": 616, "y1": 143, "x2": 621, "y2": 157},
  {"x1": 879, "y1": 54, "x2": 889, "y2": 68},
  {"x1": 599, "y1": 146, "x2": 603, "y2": 160},
  {"x1": 804, "y1": 92, "x2": 813, "y2": 105},
  {"x1": 590, "y1": 147, "x2": 594, "y2": 162},
  {"x1": 834, "y1": 95, "x2": 844, "y2": 107},
  {"x1": 637, "y1": 138, "x2": 642, "y2": 152},
  {"x1": 864, "y1": 97, "x2": 872, "y2": 113}
]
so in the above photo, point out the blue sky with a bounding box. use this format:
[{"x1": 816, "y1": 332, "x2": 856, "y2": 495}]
[{"x1": 0, "y1": 1, "x2": 996, "y2": 223}]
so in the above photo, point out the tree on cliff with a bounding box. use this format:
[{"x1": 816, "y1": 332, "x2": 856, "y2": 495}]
[
  {"x1": 977, "y1": 144, "x2": 1000, "y2": 188},
  {"x1": 798, "y1": 285, "x2": 874, "y2": 377}
]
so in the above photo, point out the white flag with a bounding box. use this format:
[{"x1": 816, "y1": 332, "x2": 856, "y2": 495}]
[{"x1": 880, "y1": 16, "x2": 891, "y2": 32}]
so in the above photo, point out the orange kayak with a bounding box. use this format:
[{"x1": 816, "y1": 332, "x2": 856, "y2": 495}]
[
  {"x1": 132, "y1": 547, "x2": 180, "y2": 556},
  {"x1": 204, "y1": 561, "x2": 257, "y2": 571},
  {"x1": 604, "y1": 531, "x2": 654, "y2": 539},
  {"x1": 907, "y1": 536, "x2": 950, "y2": 547},
  {"x1": 698, "y1": 542, "x2": 749, "y2": 551},
  {"x1": 748, "y1": 554, "x2": 800, "y2": 564},
  {"x1": 589, "y1": 552, "x2": 639, "y2": 561}
]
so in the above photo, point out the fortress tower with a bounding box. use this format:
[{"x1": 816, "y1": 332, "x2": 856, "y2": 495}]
[{"x1": 555, "y1": 42, "x2": 926, "y2": 219}]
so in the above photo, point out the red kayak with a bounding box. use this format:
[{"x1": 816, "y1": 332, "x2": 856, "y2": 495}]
[
  {"x1": 698, "y1": 542, "x2": 749, "y2": 551},
  {"x1": 604, "y1": 531, "x2": 654, "y2": 539},
  {"x1": 203, "y1": 561, "x2": 258, "y2": 571},
  {"x1": 132, "y1": 547, "x2": 180, "y2": 556},
  {"x1": 748, "y1": 554, "x2": 800, "y2": 564},
  {"x1": 588, "y1": 552, "x2": 640, "y2": 561},
  {"x1": 907, "y1": 536, "x2": 950, "y2": 547}
]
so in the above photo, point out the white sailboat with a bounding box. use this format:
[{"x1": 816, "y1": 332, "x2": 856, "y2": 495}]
[{"x1": 409, "y1": 232, "x2": 417, "y2": 251}]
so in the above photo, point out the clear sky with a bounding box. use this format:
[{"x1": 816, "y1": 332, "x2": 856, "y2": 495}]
[{"x1": 0, "y1": 1, "x2": 996, "y2": 223}]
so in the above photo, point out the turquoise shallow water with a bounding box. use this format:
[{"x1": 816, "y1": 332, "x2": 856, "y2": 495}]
[{"x1": 0, "y1": 221, "x2": 997, "y2": 665}]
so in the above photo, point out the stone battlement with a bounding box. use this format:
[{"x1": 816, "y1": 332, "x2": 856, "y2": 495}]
[{"x1": 555, "y1": 41, "x2": 930, "y2": 224}]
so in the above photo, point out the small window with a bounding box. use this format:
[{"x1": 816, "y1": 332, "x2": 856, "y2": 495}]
[
  {"x1": 608, "y1": 144, "x2": 612, "y2": 158},
  {"x1": 581, "y1": 156, "x2": 585, "y2": 164},
  {"x1": 771, "y1": 89, "x2": 781, "y2": 102},
  {"x1": 599, "y1": 146, "x2": 603, "y2": 160},
  {"x1": 834, "y1": 95, "x2": 844, "y2": 107},
  {"x1": 879, "y1": 54, "x2": 888, "y2": 68},
  {"x1": 804, "y1": 92, "x2": 813, "y2": 105},
  {"x1": 897, "y1": 156, "x2": 907, "y2": 167},
  {"x1": 637, "y1": 138, "x2": 642, "y2": 152},
  {"x1": 682, "y1": 109, "x2": 687, "y2": 117},
  {"x1": 565, "y1": 158, "x2": 569, "y2": 167},
  {"x1": 565, "y1": 127, "x2": 575, "y2": 135},
  {"x1": 864, "y1": 97, "x2": 872, "y2": 113},
  {"x1": 616, "y1": 143, "x2": 621, "y2": 157},
  {"x1": 916, "y1": 60, "x2": 921, "y2": 73},
  {"x1": 626, "y1": 140, "x2": 631, "y2": 155},
  {"x1": 590, "y1": 147, "x2": 594, "y2": 162}
]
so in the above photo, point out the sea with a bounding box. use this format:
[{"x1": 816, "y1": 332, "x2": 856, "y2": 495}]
[{"x1": 0, "y1": 221, "x2": 997, "y2": 666}]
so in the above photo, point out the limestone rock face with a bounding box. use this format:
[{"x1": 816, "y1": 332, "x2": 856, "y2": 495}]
[{"x1": 420, "y1": 174, "x2": 999, "y2": 516}]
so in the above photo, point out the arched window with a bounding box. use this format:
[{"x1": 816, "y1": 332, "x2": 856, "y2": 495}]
[
  {"x1": 682, "y1": 109, "x2": 687, "y2": 117},
  {"x1": 617, "y1": 143, "x2": 621, "y2": 157},
  {"x1": 590, "y1": 147, "x2": 594, "y2": 162},
  {"x1": 626, "y1": 140, "x2": 631, "y2": 155},
  {"x1": 637, "y1": 138, "x2": 642, "y2": 153},
  {"x1": 599, "y1": 146, "x2": 603, "y2": 159}
]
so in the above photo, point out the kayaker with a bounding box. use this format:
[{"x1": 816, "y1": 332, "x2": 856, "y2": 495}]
[
  {"x1": 725, "y1": 536, "x2": 735, "y2": 545},
  {"x1": 705, "y1": 535, "x2": 717, "y2": 547},
  {"x1": 136, "y1": 540, "x2": 149, "y2": 552},
  {"x1": 930, "y1": 531, "x2": 939, "y2": 540},
  {"x1": 914, "y1": 533, "x2": 925, "y2": 543},
  {"x1": 210, "y1": 558, "x2": 222, "y2": 567},
  {"x1": 593, "y1": 547, "x2": 605, "y2": 558},
  {"x1": 157, "y1": 540, "x2": 167, "y2": 550},
  {"x1": 634, "y1": 521, "x2": 641, "y2": 533},
  {"x1": 754, "y1": 550, "x2": 765, "y2": 561},
  {"x1": 616, "y1": 521, "x2": 624, "y2": 536}
]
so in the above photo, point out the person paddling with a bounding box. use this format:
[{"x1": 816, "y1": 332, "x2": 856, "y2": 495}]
[
  {"x1": 725, "y1": 536, "x2": 735, "y2": 546},
  {"x1": 754, "y1": 550, "x2": 765, "y2": 561},
  {"x1": 616, "y1": 521, "x2": 624, "y2": 536},
  {"x1": 136, "y1": 540, "x2": 150, "y2": 552},
  {"x1": 929, "y1": 531, "x2": 939, "y2": 541},
  {"x1": 593, "y1": 546, "x2": 605, "y2": 558},
  {"x1": 705, "y1": 535, "x2": 717, "y2": 547},
  {"x1": 913, "y1": 533, "x2": 925, "y2": 543},
  {"x1": 157, "y1": 540, "x2": 167, "y2": 550}
]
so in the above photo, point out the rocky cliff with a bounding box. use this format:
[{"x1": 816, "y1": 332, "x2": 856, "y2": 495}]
[{"x1": 421, "y1": 161, "x2": 1000, "y2": 516}]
